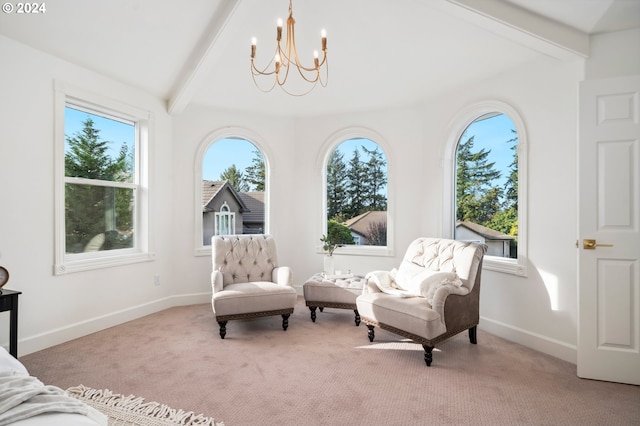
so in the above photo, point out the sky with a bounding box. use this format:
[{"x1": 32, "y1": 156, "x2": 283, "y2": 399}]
[
  {"x1": 202, "y1": 137, "x2": 381, "y2": 181},
  {"x1": 461, "y1": 113, "x2": 517, "y2": 190},
  {"x1": 64, "y1": 106, "x2": 135, "y2": 160},
  {"x1": 203, "y1": 138, "x2": 259, "y2": 181}
]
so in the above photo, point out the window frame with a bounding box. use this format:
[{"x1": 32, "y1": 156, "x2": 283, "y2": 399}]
[
  {"x1": 444, "y1": 100, "x2": 528, "y2": 277},
  {"x1": 194, "y1": 127, "x2": 271, "y2": 256},
  {"x1": 320, "y1": 127, "x2": 394, "y2": 257},
  {"x1": 54, "y1": 81, "x2": 153, "y2": 274}
]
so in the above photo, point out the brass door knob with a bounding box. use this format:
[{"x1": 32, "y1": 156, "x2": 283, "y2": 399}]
[{"x1": 583, "y1": 239, "x2": 614, "y2": 250}]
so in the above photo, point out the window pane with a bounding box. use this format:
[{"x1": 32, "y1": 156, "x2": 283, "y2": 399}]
[
  {"x1": 327, "y1": 138, "x2": 387, "y2": 247},
  {"x1": 65, "y1": 183, "x2": 134, "y2": 253},
  {"x1": 454, "y1": 113, "x2": 518, "y2": 258},
  {"x1": 202, "y1": 138, "x2": 265, "y2": 244},
  {"x1": 64, "y1": 106, "x2": 135, "y2": 183}
]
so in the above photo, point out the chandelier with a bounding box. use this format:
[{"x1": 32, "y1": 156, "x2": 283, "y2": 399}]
[{"x1": 250, "y1": 0, "x2": 328, "y2": 96}]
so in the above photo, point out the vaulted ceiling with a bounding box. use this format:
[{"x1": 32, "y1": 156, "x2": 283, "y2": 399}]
[{"x1": 1, "y1": 0, "x2": 638, "y2": 117}]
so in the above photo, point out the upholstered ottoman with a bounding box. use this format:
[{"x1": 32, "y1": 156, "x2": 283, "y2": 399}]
[{"x1": 303, "y1": 273, "x2": 364, "y2": 326}]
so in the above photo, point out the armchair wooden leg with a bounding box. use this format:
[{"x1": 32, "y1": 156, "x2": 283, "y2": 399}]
[
  {"x1": 354, "y1": 310, "x2": 361, "y2": 326},
  {"x1": 423, "y1": 344, "x2": 434, "y2": 366},
  {"x1": 218, "y1": 321, "x2": 227, "y2": 339},
  {"x1": 469, "y1": 325, "x2": 478, "y2": 344},
  {"x1": 367, "y1": 324, "x2": 375, "y2": 342},
  {"x1": 281, "y1": 313, "x2": 290, "y2": 331},
  {"x1": 308, "y1": 306, "x2": 318, "y2": 322}
]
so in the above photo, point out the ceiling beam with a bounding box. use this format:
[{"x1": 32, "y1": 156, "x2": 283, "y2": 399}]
[
  {"x1": 167, "y1": 0, "x2": 241, "y2": 115},
  {"x1": 438, "y1": 0, "x2": 589, "y2": 60}
]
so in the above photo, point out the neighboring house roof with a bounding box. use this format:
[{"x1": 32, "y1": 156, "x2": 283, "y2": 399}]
[
  {"x1": 344, "y1": 211, "x2": 387, "y2": 236},
  {"x1": 456, "y1": 221, "x2": 514, "y2": 240},
  {"x1": 202, "y1": 180, "x2": 249, "y2": 213},
  {"x1": 238, "y1": 192, "x2": 264, "y2": 223}
]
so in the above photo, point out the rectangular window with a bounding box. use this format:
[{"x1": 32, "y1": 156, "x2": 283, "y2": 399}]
[{"x1": 54, "y1": 82, "x2": 153, "y2": 273}]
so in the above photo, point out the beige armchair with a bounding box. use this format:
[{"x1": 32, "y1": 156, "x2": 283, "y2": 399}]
[
  {"x1": 211, "y1": 234, "x2": 297, "y2": 339},
  {"x1": 356, "y1": 237, "x2": 487, "y2": 366}
]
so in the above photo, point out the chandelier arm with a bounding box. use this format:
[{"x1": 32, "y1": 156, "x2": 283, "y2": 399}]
[
  {"x1": 278, "y1": 80, "x2": 318, "y2": 97},
  {"x1": 251, "y1": 71, "x2": 278, "y2": 93},
  {"x1": 251, "y1": 43, "x2": 282, "y2": 76}
]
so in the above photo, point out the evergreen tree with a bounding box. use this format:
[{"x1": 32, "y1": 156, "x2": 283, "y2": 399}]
[
  {"x1": 503, "y1": 130, "x2": 519, "y2": 211},
  {"x1": 456, "y1": 135, "x2": 503, "y2": 225},
  {"x1": 244, "y1": 150, "x2": 265, "y2": 191},
  {"x1": 488, "y1": 129, "x2": 519, "y2": 256},
  {"x1": 65, "y1": 118, "x2": 132, "y2": 252},
  {"x1": 361, "y1": 145, "x2": 387, "y2": 211},
  {"x1": 345, "y1": 148, "x2": 367, "y2": 218},
  {"x1": 220, "y1": 164, "x2": 249, "y2": 192},
  {"x1": 327, "y1": 149, "x2": 349, "y2": 219}
]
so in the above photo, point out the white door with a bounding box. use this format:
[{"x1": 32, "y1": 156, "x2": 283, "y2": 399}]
[{"x1": 578, "y1": 75, "x2": 640, "y2": 385}]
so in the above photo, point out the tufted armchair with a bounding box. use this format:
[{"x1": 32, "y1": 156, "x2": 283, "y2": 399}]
[
  {"x1": 356, "y1": 237, "x2": 487, "y2": 366},
  {"x1": 211, "y1": 234, "x2": 297, "y2": 339}
]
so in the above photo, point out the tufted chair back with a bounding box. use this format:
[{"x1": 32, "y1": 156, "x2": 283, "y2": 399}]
[
  {"x1": 212, "y1": 234, "x2": 278, "y2": 286},
  {"x1": 399, "y1": 238, "x2": 486, "y2": 291}
]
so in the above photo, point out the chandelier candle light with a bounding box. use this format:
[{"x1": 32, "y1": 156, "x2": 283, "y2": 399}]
[{"x1": 250, "y1": 0, "x2": 328, "y2": 96}]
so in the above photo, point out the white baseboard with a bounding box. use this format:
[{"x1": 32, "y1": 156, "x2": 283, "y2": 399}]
[
  {"x1": 480, "y1": 316, "x2": 577, "y2": 365},
  {"x1": 19, "y1": 293, "x2": 211, "y2": 357}
]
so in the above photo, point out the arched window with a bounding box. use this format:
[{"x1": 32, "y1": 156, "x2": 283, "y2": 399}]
[
  {"x1": 215, "y1": 202, "x2": 235, "y2": 236},
  {"x1": 195, "y1": 129, "x2": 269, "y2": 255},
  {"x1": 445, "y1": 102, "x2": 528, "y2": 276},
  {"x1": 322, "y1": 128, "x2": 393, "y2": 256}
]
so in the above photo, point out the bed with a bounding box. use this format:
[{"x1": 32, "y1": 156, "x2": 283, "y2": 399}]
[{"x1": 0, "y1": 346, "x2": 107, "y2": 426}]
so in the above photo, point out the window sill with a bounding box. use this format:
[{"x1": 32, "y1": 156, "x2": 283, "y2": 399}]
[
  {"x1": 317, "y1": 245, "x2": 395, "y2": 257},
  {"x1": 55, "y1": 251, "x2": 155, "y2": 275},
  {"x1": 483, "y1": 256, "x2": 527, "y2": 277},
  {"x1": 195, "y1": 247, "x2": 211, "y2": 257}
]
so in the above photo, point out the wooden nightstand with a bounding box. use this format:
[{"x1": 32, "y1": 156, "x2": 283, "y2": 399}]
[{"x1": 0, "y1": 289, "x2": 21, "y2": 358}]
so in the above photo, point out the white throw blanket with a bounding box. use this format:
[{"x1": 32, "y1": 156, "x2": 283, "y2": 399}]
[
  {"x1": 0, "y1": 370, "x2": 88, "y2": 426},
  {"x1": 364, "y1": 271, "x2": 415, "y2": 297}
]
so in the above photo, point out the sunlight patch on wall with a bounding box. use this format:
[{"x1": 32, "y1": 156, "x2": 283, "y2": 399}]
[{"x1": 539, "y1": 269, "x2": 559, "y2": 311}]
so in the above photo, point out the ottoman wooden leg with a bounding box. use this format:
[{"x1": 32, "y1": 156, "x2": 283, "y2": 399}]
[
  {"x1": 217, "y1": 321, "x2": 227, "y2": 339},
  {"x1": 308, "y1": 306, "x2": 318, "y2": 322},
  {"x1": 282, "y1": 313, "x2": 290, "y2": 330}
]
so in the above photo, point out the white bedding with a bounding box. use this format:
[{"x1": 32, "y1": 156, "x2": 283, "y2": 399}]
[{"x1": 0, "y1": 347, "x2": 107, "y2": 426}]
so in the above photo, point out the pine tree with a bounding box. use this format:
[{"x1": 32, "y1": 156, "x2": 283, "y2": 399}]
[
  {"x1": 503, "y1": 130, "x2": 518, "y2": 211},
  {"x1": 244, "y1": 150, "x2": 265, "y2": 191},
  {"x1": 361, "y1": 145, "x2": 387, "y2": 211},
  {"x1": 327, "y1": 149, "x2": 349, "y2": 219},
  {"x1": 220, "y1": 164, "x2": 249, "y2": 192},
  {"x1": 345, "y1": 148, "x2": 367, "y2": 218},
  {"x1": 65, "y1": 118, "x2": 132, "y2": 252},
  {"x1": 456, "y1": 135, "x2": 503, "y2": 225}
]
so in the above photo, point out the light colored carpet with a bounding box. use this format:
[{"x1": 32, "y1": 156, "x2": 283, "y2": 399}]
[
  {"x1": 67, "y1": 385, "x2": 223, "y2": 426},
  {"x1": 20, "y1": 297, "x2": 640, "y2": 425}
]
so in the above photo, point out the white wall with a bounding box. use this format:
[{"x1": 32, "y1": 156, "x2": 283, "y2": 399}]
[
  {"x1": 586, "y1": 28, "x2": 640, "y2": 79},
  {"x1": 1, "y1": 28, "x2": 638, "y2": 364},
  {"x1": 0, "y1": 35, "x2": 178, "y2": 355}
]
